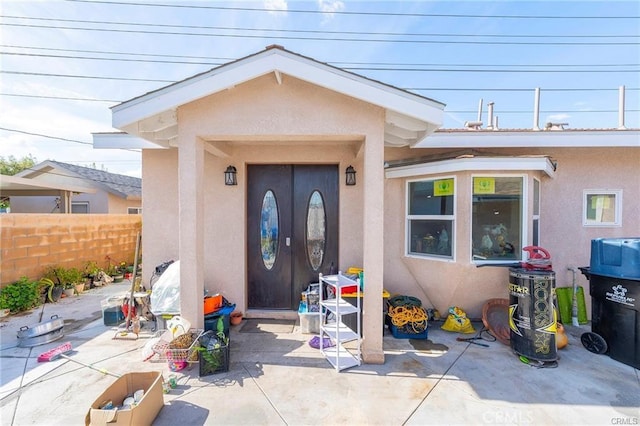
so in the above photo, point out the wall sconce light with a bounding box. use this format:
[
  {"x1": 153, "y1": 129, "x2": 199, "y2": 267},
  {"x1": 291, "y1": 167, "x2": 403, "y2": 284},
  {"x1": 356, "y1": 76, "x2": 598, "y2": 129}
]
[
  {"x1": 224, "y1": 166, "x2": 237, "y2": 186},
  {"x1": 345, "y1": 165, "x2": 356, "y2": 186}
]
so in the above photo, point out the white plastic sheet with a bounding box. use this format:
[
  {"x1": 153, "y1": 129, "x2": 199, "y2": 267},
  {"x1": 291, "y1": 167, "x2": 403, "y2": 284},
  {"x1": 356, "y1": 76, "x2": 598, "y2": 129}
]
[{"x1": 150, "y1": 260, "x2": 181, "y2": 315}]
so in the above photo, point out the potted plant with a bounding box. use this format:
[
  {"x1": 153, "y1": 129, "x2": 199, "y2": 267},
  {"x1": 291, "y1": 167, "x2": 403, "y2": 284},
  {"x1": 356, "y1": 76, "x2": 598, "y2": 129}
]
[
  {"x1": 61, "y1": 267, "x2": 83, "y2": 297},
  {"x1": 84, "y1": 261, "x2": 105, "y2": 289},
  {"x1": 105, "y1": 264, "x2": 117, "y2": 277},
  {"x1": 230, "y1": 310, "x2": 243, "y2": 325},
  {"x1": 41, "y1": 267, "x2": 65, "y2": 302},
  {"x1": 66, "y1": 269, "x2": 86, "y2": 294},
  {"x1": 106, "y1": 263, "x2": 124, "y2": 283},
  {"x1": 62, "y1": 285, "x2": 75, "y2": 297},
  {"x1": 112, "y1": 262, "x2": 127, "y2": 282},
  {"x1": 39, "y1": 277, "x2": 62, "y2": 303},
  {"x1": 102, "y1": 255, "x2": 124, "y2": 282}
]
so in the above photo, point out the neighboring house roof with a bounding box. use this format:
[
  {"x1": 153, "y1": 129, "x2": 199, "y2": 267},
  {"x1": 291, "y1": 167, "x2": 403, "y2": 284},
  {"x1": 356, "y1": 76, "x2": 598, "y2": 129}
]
[
  {"x1": 109, "y1": 45, "x2": 446, "y2": 148},
  {"x1": 15, "y1": 161, "x2": 141, "y2": 200},
  {"x1": 0, "y1": 174, "x2": 96, "y2": 196}
]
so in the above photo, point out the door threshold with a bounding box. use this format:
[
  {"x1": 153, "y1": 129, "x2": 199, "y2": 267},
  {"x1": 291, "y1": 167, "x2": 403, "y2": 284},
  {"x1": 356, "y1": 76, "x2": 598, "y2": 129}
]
[{"x1": 246, "y1": 309, "x2": 299, "y2": 321}]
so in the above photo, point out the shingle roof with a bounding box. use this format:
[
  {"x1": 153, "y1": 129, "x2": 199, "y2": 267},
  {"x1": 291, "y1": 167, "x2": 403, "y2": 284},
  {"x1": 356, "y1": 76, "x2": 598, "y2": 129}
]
[{"x1": 48, "y1": 161, "x2": 141, "y2": 199}]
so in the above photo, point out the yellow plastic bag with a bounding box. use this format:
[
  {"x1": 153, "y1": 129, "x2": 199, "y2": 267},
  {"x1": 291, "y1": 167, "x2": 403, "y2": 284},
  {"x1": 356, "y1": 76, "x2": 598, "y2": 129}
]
[{"x1": 441, "y1": 306, "x2": 476, "y2": 334}]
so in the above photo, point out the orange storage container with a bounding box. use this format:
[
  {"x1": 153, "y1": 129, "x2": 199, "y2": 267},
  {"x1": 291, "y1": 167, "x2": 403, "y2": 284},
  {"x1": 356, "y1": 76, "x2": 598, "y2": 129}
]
[{"x1": 203, "y1": 294, "x2": 222, "y2": 315}]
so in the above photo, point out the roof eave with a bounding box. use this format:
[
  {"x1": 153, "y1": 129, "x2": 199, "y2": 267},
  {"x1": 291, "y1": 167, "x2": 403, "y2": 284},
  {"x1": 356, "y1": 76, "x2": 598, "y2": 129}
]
[
  {"x1": 385, "y1": 156, "x2": 557, "y2": 179},
  {"x1": 0, "y1": 174, "x2": 97, "y2": 195},
  {"x1": 417, "y1": 129, "x2": 640, "y2": 148},
  {"x1": 93, "y1": 132, "x2": 168, "y2": 150}
]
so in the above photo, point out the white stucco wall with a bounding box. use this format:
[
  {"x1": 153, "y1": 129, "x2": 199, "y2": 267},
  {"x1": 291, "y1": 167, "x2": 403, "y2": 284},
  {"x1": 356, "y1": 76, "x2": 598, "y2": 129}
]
[{"x1": 141, "y1": 148, "x2": 180, "y2": 283}]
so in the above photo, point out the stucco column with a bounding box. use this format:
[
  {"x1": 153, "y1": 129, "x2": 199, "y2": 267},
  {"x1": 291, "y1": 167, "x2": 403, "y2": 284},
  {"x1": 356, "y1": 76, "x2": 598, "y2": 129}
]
[
  {"x1": 178, "y1": 137, "x2": 205, "y2": 329},
  {"x1": 362, "y1": 135, "x2": 385, "y2": 364}
]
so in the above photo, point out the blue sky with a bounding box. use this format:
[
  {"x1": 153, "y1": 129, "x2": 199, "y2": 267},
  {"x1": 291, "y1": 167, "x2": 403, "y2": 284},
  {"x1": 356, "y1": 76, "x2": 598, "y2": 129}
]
[{"x1": 1, "y1": 0, "x2": 638, "y2": 177}]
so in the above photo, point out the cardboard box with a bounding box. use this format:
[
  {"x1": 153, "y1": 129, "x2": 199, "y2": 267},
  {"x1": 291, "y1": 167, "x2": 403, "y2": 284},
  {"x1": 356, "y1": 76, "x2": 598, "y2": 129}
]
[{"x1": 85, "y1": 371, "x2": 164, "y2": 426}]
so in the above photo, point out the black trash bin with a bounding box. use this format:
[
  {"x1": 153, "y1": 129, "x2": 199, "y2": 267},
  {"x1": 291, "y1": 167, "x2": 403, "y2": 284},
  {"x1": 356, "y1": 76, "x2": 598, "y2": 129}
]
[
  {"x1": 582, "y1": 238, "x2": 640, "y2": 369},
  {"x1": 509, "y1": 267, "x2": 558, "y2": 362}
]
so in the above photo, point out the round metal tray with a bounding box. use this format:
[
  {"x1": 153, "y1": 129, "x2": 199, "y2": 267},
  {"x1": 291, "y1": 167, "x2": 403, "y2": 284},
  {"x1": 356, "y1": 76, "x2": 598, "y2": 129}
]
[
  {"x1": 17, "y1": 327, "x2": 65, "y2": 348},
  {"x1": 17, "y1": 315, "x2": 64, "y2": 339}
]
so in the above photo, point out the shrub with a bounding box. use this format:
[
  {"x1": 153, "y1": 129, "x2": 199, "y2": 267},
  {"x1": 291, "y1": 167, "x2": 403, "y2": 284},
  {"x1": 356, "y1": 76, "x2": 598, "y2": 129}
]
[{"x1": 0, "y1": 277, "x2": 41, "y2": 313}]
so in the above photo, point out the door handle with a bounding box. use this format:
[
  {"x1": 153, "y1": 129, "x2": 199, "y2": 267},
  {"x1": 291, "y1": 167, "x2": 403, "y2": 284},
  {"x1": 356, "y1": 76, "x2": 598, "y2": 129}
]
[{"x1": 286, "y1": 237, "x2": 291, "y2": 247}]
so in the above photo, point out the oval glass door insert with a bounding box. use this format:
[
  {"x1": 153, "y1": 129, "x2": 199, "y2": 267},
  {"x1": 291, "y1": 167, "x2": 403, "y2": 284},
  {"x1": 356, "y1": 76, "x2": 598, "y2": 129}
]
[
  {"x1": 306, "y1": 191, "x2": 326, "y2": 271},
  {"x1": 260, "y1": 190, "x2": 278, "y2": 270}
]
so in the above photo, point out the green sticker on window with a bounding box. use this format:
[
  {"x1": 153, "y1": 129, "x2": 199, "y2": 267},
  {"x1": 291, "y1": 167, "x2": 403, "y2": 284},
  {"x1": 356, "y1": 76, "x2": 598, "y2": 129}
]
[
  {"x1": 474, "y1": 177, "x2": 495, "y2": 194},
  {"x1": 434, "y1": 179, "x2": 454, "y2": 196}
]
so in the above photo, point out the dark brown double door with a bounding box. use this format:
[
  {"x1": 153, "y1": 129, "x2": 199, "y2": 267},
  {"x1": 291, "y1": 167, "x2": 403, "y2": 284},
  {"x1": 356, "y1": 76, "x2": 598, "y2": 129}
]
[{"x1": 247, "y1": 165, "x2": 338, "y2": 310}]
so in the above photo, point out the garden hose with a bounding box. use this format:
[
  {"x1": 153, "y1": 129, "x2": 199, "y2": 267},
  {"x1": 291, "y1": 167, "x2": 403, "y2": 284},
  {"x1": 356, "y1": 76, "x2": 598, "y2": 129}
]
[
  {"x1": 387, "y1": 296, "x2": 428, "y2": 333},
  {"x1": 388, "y1": 295, "x2": 422, "y2": 308}
]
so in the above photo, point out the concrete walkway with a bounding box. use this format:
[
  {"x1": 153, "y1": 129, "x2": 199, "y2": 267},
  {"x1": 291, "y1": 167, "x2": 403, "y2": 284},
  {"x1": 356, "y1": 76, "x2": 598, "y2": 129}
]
[{"x1": 1, "y1": 280, "x2": 639, "y2": 425}]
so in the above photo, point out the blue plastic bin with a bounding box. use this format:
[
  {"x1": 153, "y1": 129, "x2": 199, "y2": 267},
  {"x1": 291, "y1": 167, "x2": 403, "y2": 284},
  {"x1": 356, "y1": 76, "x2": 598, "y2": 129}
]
[{"x1": 590, "y1": 238, "x2": 640, "y2": 280}]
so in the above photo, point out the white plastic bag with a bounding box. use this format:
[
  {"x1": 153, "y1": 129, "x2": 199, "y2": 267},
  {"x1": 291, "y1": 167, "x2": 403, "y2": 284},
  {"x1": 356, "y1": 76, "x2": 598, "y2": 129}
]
[{"x1": 150, "y1": 260, "x2": 181, "y2": 315}]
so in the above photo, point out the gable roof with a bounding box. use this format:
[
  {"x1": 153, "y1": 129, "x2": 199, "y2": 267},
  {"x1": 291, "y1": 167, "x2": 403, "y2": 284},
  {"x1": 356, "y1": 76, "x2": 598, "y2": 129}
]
[
  {"x1": 16, "y1": 161, "x2": 141, "y2": 200},
  {"x1": 111, "y1": 45, "x2": 445, "y2": 148}
]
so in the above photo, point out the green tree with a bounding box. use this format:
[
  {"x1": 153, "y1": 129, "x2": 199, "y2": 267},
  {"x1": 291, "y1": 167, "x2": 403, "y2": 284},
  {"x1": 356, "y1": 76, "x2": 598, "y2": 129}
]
[{"x1": 0, "y1": 154, "x2": 37, "y2": 176}]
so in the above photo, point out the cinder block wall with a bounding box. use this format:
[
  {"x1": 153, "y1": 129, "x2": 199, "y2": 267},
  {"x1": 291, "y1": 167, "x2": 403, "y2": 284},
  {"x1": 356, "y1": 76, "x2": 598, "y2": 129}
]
[{"x1": 0, "y1": 214, "x2": 142, "y2": 286}]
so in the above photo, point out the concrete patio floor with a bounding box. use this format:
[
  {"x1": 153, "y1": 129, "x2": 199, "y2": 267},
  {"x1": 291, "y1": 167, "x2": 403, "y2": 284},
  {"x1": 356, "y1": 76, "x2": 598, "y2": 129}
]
[{"x1": 1, "y1": 280, "x2": 638, "y2": 425}]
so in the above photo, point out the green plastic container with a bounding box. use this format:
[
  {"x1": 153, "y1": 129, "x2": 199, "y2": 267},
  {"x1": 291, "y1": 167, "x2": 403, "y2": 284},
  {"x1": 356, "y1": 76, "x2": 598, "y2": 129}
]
[{"x1": 555, "y1": 286, "x2": 588, "y2": 325}]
